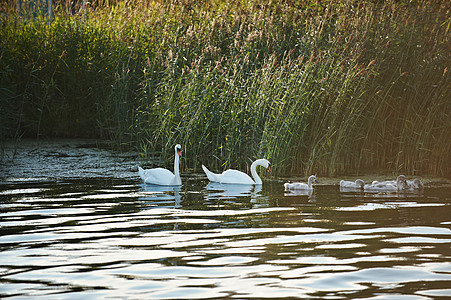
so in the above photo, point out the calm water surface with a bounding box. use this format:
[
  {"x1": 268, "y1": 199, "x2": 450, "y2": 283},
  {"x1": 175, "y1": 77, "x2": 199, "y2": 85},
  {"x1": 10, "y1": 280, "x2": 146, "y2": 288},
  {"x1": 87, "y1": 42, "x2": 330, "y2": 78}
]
[{"x1": 1, "y1": 140, "x2": 451, "y2": 299}]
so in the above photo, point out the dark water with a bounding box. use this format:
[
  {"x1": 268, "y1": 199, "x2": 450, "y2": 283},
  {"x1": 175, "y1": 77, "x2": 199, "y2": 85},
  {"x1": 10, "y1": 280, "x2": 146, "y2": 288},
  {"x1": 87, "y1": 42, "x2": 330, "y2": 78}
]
[{"x1": 1, "y1": 140, "x2": 451, "y2": 299}]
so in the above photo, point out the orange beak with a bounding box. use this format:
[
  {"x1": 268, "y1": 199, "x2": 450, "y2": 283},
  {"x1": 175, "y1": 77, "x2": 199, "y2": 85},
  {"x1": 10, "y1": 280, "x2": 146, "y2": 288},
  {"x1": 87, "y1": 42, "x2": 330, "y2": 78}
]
[
  {"x1": 177, "y1": 149, "x2": 182, "y2": 157},
  {"x1": 268, "y1": 165, "x2": 271, "y2": 173}
]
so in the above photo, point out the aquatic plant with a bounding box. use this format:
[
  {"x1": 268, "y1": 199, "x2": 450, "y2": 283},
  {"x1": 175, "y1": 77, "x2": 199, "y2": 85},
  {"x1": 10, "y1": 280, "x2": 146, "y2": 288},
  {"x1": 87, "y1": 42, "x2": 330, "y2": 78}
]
[{"x1": 0, "y1": 0, "x2": 449, "y2": 177}]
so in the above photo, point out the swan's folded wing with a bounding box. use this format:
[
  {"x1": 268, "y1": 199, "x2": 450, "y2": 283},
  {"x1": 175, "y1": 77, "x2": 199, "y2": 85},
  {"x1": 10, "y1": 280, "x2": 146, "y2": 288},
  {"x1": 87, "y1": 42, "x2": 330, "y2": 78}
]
[
  {"x1": 140, "y1": 167, "x2": 175, "y2": 185},
  {"x1": 364, "y1": 182, "x2": 397, "y2": 191},
  {"x1": 339, "y1": 180, "x2": 353, "y2": 188},
  {"x1": 220, "y1": 169, "x2": 255, "y2": 184}
]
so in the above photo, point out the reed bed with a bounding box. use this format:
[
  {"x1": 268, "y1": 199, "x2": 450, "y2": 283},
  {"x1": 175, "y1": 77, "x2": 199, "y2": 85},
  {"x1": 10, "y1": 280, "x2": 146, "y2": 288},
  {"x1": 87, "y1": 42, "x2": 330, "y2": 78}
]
[{"x1": 1, "y1": 0, "x2": 449, "y2": 177}]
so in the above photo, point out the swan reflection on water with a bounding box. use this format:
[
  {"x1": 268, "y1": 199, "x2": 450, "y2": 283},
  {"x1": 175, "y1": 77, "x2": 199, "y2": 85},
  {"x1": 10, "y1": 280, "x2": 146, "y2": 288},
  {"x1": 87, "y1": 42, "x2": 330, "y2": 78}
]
[
  {"x1": 205, "y1": 182, "x2": 262, "y2": 200},
  {"x1": 140, "y1": 183, "x2": 182, "y2": 208},
  {"x1": 339, "y1": 186, "x2": 366, "y2": 193},
  {"x1": 284, "y1": 189, "x2": 313, "y2": 197}
]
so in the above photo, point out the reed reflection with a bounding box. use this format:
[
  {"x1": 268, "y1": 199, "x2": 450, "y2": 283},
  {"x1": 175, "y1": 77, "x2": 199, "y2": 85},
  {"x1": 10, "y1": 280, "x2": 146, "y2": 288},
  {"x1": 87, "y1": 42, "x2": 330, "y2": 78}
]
[{"x1": 140, "y1": 183, "x2": 182, "y2": 208}]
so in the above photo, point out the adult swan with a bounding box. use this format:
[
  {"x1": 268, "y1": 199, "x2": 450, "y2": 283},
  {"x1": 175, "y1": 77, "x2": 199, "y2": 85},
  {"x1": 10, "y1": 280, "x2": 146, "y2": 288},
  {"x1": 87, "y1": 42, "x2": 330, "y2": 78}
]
[
  {"x1": 138, "y1": 144, "x2": 182, "y2": 186},
  {"x1": 202, "y1": 159, "x2": 271, "y2": 185}
]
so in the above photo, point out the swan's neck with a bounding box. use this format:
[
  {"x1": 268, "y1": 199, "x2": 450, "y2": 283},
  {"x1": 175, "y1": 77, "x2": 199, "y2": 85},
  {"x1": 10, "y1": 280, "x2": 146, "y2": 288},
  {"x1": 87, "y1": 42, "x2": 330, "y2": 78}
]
[
  {"x1": 250, "y1": 160, "x2": 262, "y2": 185},
  {"x1": 308, "y1": 177, "x2": 313, "y2": 189},
  {"x1": 173, "y1": 153, "x2": 181, "y2": 184}
]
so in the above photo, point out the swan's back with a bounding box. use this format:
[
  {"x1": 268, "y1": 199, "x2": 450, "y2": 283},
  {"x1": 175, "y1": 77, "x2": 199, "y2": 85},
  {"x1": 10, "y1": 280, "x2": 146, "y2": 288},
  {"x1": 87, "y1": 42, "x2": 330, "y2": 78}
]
[
  {"x1": 218, "y1": 169, "x2": 255, "y2": 184},
  {"x1": 364, "y1": 182, "x2": 397, "y2": 191},
  {"x1": 365, "y1": 175, "x2": 408, "y2": 191},
  {"x1": 139, "y1": 166, "x2": 176, "y2": 185},
  {"x1": 284, "y1": 182, "x2": 309, "y2": 190},
  {"x1": 340, "y1": 179, "x2": 364, "y2": 189},
  {"x1": 408, "y1": 178, "x2": 424, "y2": 190},
  {"x1": 202, "y1": 165, "x2": 255, "y2": 184}
]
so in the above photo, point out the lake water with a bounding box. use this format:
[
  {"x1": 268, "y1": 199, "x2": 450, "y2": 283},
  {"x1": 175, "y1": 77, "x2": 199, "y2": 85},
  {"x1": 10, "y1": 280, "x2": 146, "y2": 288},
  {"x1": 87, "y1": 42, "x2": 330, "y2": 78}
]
[{"x1": 1, "y1": 140, "x2": 451, "y2": 299}]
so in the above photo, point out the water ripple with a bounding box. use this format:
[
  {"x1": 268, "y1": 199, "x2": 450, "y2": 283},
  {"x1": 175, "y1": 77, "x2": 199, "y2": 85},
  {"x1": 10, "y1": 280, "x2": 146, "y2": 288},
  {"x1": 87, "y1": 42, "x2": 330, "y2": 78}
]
[{"x1": 1, "y1": 176, "x2": 450, "y2": 299}]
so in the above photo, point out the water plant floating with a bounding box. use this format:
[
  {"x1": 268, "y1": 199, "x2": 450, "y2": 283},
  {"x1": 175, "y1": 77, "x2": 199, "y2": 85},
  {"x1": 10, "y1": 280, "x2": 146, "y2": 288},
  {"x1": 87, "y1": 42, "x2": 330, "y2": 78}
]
[
  {"x1": 202, "y1": 159, "x2": 271, "y2": 185},
  {"x1": 138, "y1": 144, "x2": 182, "y2": 186}
]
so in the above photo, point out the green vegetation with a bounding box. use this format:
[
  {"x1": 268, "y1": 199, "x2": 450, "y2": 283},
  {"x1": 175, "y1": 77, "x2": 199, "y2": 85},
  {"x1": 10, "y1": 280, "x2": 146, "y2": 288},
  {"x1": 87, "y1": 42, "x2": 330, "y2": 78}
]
[{"x1": 1, "y1": 0, "x2": 450, "y2": 177}]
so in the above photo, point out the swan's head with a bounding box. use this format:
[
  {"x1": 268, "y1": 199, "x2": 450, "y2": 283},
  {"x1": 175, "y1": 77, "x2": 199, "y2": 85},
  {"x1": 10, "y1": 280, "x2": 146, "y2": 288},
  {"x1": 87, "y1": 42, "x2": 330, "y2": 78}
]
[
  {"x1": 175, "y1": 144, "x2": 182, "y2": 158},
  {"x1": 308, "y1": 175, "x2": 318, "y2": 184},
  {"x1": 397, "y1": 175, "x2": 406, "y2": 182},
  {"x1": 397, "y1": 175, "x2": 408, "y2": 189},
  {"x1": 355, "y1": 179, "x2": 364, "y2": 188},
  {"x1": 256, "y1": 159, "x2": 271, "y2": 172}
]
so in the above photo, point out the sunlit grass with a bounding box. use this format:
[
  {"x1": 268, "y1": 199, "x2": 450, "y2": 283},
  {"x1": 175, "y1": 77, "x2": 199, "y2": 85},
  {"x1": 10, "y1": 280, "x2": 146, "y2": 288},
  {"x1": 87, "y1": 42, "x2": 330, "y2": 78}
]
[{"x1": 1, "y1": 0, "x2": 449, "y2": 177}]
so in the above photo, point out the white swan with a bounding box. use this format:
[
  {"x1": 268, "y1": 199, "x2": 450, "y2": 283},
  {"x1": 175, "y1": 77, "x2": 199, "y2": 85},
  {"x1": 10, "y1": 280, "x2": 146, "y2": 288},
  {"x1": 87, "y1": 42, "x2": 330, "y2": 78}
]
[
  {"x1": 284, "y1": 175, "x2": 318, "y2": 190},
  {"x1": 407, "y1": 178, "x2": 424, "y2": 191},
  {"x1": 138, "y1": 144, "x2": 182, "y2": 186},
  {"x1": 202, "y1": 159, "x2": 271, "y2": 185},
  {"x1": 364, "y1": 175, "x2": 408, "y2": 191},
  {"x1": 364, "y1": 182, "x2": 397, "y2": 192},
  {"x1": 339, "y1": 179, "x2": 364, "y2": 190}
]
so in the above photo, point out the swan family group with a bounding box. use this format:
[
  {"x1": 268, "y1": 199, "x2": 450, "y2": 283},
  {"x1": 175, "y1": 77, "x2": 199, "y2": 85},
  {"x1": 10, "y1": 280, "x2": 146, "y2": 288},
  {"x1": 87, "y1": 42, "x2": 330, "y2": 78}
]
[
  {"x1": 138, "y1": 144, "x2": 423, "y2": 192},
  {"x1": 339, "y1": 175, "x2": 423, "y2": 192}
]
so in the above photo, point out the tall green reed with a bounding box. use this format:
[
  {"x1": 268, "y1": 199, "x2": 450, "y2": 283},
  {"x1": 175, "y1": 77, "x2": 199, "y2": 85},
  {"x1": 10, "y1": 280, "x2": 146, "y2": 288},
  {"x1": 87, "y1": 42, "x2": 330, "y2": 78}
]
[{"x1": 1, "y1": 0, "x2": 449, "y2": 177}]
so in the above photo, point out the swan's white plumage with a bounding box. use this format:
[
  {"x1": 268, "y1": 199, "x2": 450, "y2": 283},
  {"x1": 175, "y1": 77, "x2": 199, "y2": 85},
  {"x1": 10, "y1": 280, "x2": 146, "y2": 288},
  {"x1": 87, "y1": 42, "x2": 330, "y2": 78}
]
[
  {"x1": 138, "y1": 167, "x2": 178, "y2": 185},
  {"x1": 340, "y1": 179, "x2": 364, "y2": 189},
  {"x1": 203, "y1": 167, "x2": 254, "y2": 184},
  {"x1": 364, "y1": 175, "x2": 407, "y2": 191},
  {"x1": 284, "y1": 175, "x2": 318, "y2": 190},
  {"x1": 138, "y1": 144, "x2": 182, "y2": 186},
  {"x1": 407, "y1": 178, "x2": 424, "y2": 190},
  {"x1": 202, "y1": 159, "x2": 271, "y2": 185},
  {"x1": 364, "y1": 182, "x2": 397, "y2": 191}
]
